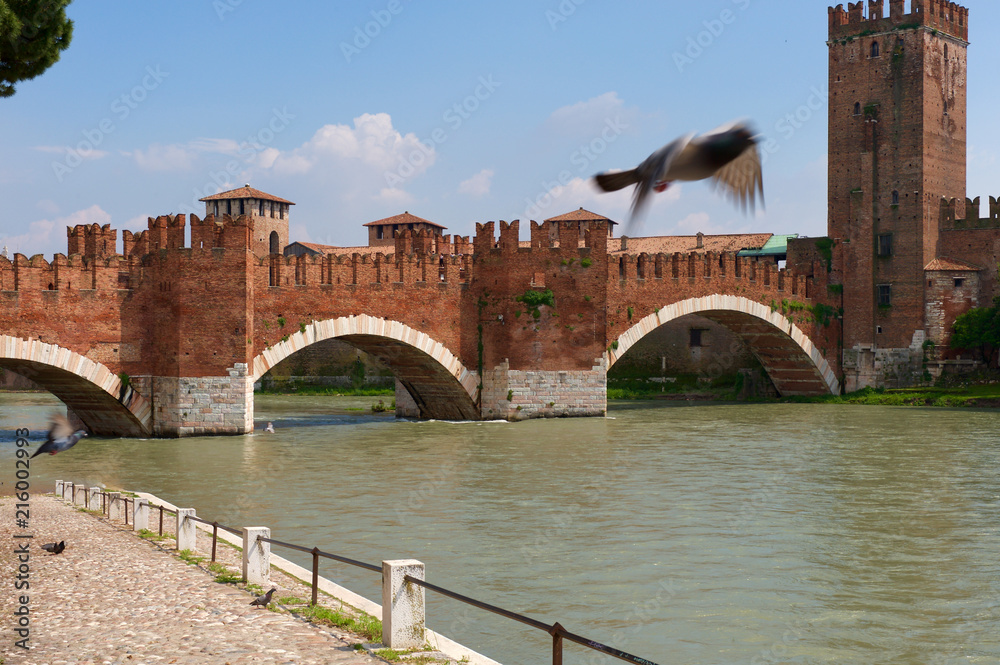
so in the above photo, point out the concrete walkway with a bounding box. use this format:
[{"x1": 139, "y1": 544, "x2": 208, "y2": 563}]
[{"x1": 0, "y1": 494, "x2": 391, "y2": 665}]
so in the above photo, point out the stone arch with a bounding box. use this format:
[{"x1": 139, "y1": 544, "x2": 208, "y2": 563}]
[
  {"x1": 0, "y1": 336, "x2": 152, "y2": 436},
  {"x1": 251, "y1": 315, "x2": 479, "y2": 420},
  {"x1": 606, "y1": 296, "x2": 840, "y2": 396}
]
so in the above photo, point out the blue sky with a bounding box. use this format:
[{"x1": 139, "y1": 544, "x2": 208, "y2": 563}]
[{"x1": 2, "y1": 0, "x2": 998, "y2": 257}]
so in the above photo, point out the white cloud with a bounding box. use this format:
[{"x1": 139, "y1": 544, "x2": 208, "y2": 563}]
[
  {"x1": 522, "y1": 176, "x2": 681, "y2": 224},
  {"x1": 126, "y1": 143, "x2": 200, "y2": 171},
  {"x1": 378, "y1": 187, "x2": 413, "y2": 205},
  {"x1": 545, "y1": 92, "x2": 637, "y2": 138},
  {"x1": 458, "y1": 169, "x2": 494, "y2": 197},
  {"x1": 269, "y1": 113, "x2": 435, "y2": 178},
  {"x1": 33, "y1": 145, "x2": 108, "y2": 161},
  {"x1": 0, "y1": 205, "x2": 111, "y2": 258}
]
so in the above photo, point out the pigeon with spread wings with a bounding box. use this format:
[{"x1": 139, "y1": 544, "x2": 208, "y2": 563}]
[
  {"x1": 593, "y1": 120, "x2": 764, "y2": 234},
  {"x1": 30, "y1": 414, "x2": 88, "y2": 458}
]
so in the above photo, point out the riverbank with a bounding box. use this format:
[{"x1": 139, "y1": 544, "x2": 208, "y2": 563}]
[{"x1": 0, "y1": 494, "x2": 478, "y2": 664}]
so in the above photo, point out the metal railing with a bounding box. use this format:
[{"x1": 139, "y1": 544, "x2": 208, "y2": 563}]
[{"x1": 58, "y1": 482, "x2": 661, "y2": 665}]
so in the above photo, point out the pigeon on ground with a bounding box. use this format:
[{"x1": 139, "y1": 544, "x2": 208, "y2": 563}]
[
  {"x1": 41, "y1": 541, "x2": 65, "y2": 555},
  {"x1": 264, "y1": 422, "x2": 275, "y2": 433},
  {"x1": 30, "y1": 414, "x2": 88, "y2": 458},
  {"x1": 594, "y1": 120, "x2": 764, "y2": 233},
  {"x1": 250, "y1": 587, "x2": 276, "y2": 609}
]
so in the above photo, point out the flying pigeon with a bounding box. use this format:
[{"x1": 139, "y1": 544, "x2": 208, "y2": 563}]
[
  {"x1": 250, "y1": 587, "x2": 276, "y2": 609},
  {"x1": 264, "y1": 422, "x2": 275, "y2": 433},
  {"x1": 30, "y1": 414, "x2": 88, "y2": 458},
  {"x1": 593, "y1": 120, "x2": 764, "y2": 233},
  {"x1": 41, "y1": 541, "x2": 65, "y2": 555}
]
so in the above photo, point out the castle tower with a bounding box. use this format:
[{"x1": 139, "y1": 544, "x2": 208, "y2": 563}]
[
  {"x1": 200, "y1": 184, "x2": 294, "y2": 257},
  {"x1": 828, "y1": 1, "x2": 968, "y2": 386}
]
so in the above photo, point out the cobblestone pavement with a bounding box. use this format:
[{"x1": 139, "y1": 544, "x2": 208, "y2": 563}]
[{"x1": 0, "y1": 494, "x2": 404, "y2": 665}]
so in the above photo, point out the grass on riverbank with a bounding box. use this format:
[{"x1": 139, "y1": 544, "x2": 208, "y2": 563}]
[
  {"x1": 255, "y1": 384, "x2": 394, "y2": 397},
  {"x1": 778, "y1": 384, "x2": 1000, "y2": 408}
]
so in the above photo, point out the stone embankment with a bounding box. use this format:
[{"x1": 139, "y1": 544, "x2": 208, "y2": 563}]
[{"x1": 0, "y1": 494, "x2": 473, "y2": 665}]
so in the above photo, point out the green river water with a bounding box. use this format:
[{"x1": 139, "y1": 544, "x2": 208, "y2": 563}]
[{"x1": 1, "y1": 392, "x2": 998, "y2": 664}]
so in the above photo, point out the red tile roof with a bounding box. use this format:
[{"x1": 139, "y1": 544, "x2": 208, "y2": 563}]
[
  {"x1": 545, "y1": 208, "x2": 618, "y2": 225},
  {"x1": 363, "y1": 211, "x2": 445, "y2": 230},
  {"x1": 610, "y1": 233, "x2": 773, "y2": 255},
  {"x1": 293, "y1": 242, "x2": 340, "y2": 254},
  {"x1": 199, "y1": 185, "x2": 295, "y2": 205},
  {"x1": 925, "y1": 257, "x2": 982, "y2": 271}
]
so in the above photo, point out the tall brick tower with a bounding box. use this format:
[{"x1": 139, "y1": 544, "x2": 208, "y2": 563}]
[{"x1": 828, "y1": 0, "x2": 969, "y2": 389}]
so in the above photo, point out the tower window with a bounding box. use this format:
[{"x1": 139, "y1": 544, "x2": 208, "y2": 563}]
[
  {"x1": 891, "y1": 190, "x2": 899, "y2": 205},
  {"x1": 226, "y1": 201, "x2": 232, "y2": 215},
  {"x1": 853, "y1": 102, "x2": 861, "y2": 116},
  {"x1": 877, "y1": 234, "x2": 893, "y2": 257},
  {"x1": 870, "y1": 41, "x2": 880, "y2": 58},
  {"x1": 877, "y1": 284, "x2": 892, "y2": 307},
  {"x1": 239, "y1": 199, "x2": 245, "y2": 215},
  {"x1": 214, "y1": 202, "x2": 219, "y2": 217},
  {"x1": 954, "y1": 278, "x2": 964, "y2": 288},
  {"x1": 259, "y1": 201, "x2": 264, "y2": 216}
]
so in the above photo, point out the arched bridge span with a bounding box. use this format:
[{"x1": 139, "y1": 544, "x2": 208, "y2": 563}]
[
  {"x1": 251, "y1": 315, "x2": 480, "y2": 420},
  {"x1": 0, "y1": 336, "x2": 152, "y2": 436},
  {"x1": 607, "y1": 296, "x2": 840, "y2": 396}
]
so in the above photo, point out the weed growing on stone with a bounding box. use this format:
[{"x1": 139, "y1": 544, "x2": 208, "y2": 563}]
[
  {"x1": 295, "y1": 604, "x2": 382, "y2": 642},
  {"x1": 138, "y1": 528, "x2": 169, "y2": 542},
  {"x1": 178, "y1": 549, "x2": 205, "y2": 566}
]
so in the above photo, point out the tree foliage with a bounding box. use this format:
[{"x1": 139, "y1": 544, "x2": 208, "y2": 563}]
[
  {"x1": 951, "y1": 296, "x2": 1000, "y2": 367},
  {"x1": 0, "y1": 0, "x2": 74, "y2": 98}
]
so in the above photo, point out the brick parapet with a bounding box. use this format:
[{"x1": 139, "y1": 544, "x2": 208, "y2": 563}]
[{"x1": 828, "y1": 1, "x2": 969, "y2": 42}]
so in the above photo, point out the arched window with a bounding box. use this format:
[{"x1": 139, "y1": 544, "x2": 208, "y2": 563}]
[
  {"x1": 870, "y1": 41, "x2": 880, "y2": 58},
  {"x1": 213, "y1": 202, "x2": 219, "y2": 217},
  {"x1": 259, "y1": 201, "x2": 264, "y2": 216},
  {"x1": 269, "y1": 231, "x2": 279, "y2": 254},
  {"x1": 892, "y1": 190, "x2": 899, "y2": 205},
  {"x1": 854, "y1": 102, "x2": 862, "y2": 116},
  {"x1": 239, "y1": 199, "x2": 245, "y2": 215}
]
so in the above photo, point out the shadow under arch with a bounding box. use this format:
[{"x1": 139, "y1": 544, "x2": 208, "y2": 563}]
[
  {"x1": 251, "y1": 315, "x2": 480, "y2": 420},
  {"x1": 0, "y1": 336, "x2": 152, "y2": 436},
  {"x1": 606, "y1": 295, "x2": 840, "y2": 396}
]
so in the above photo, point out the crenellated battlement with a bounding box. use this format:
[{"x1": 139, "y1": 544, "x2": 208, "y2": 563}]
[
  {"x1": 67, "y1": 223, "x2": 118, "y2": 259},
  {"x1": 939, "y1": 195, "x2": 1000, "y2": 229},
  {"x1": 472, "y1": 219, "x2": 611, "y2": 255},
  {"x1": 828, "y1": 0, "x2": 969, "y2": 41},
  {"x1": 612, "y1": 250, "x2": 830, "y2": 302}
]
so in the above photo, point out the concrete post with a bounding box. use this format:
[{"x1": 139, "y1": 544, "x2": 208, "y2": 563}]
[
  {"x1": 176, "y1": 508, "x2": 196, "y2": 552},
  {"x1": 107, "y1": 492, "x2": 123, "y2": 521},
  {"x1": 133, "y1": 498, "x2": 148, "y2": 531},
  {"x1": 242, "y1": 527, "x2": 271, "y2": 586},
  {"x1": 55, "y1": 480, "x2": 63, "y2": 498},
  {"x1": 63, "y1": 482, "x2": 73, "y2": 503},
  {"x1": 382, "y1": 559, "x2": 426, "y2": 649},
  {"x1": 88, "y1": 486, "x2": 100, "y2": 511}
]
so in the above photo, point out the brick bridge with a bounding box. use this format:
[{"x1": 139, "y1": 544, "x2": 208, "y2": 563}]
[{"x1": 0, "y1": 214, "x2": 842, "y2": 436}]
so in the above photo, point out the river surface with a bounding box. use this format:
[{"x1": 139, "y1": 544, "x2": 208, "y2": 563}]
[{"x1": 2, "y1": 392, "x2": 999, "y2": 664}]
